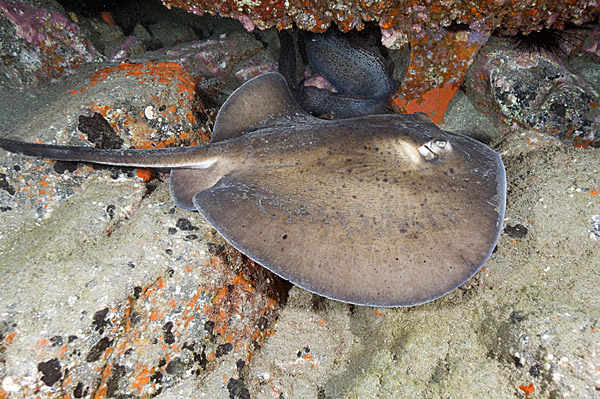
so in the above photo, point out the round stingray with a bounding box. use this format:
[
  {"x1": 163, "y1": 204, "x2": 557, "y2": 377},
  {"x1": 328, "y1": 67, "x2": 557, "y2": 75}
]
[{"x1": 192, "y1": 121, "x2": 506, "y2": 307}]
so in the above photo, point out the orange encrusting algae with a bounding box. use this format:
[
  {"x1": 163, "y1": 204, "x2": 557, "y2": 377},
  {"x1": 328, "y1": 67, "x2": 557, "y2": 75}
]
[
  {"x1": 79, "y1": 245, "x2": 281, "y2": 398},
  {"x1": 73, "y1": 61, "x2": 196, "y2": 100},
  {"x1": 162, "y1": 0, "x2": 600, "y2": 41},
  {"x1": 393, "y1": 85, "x2": 459, "y2": 124},
  {"x1": 392, "y1": 28, "x2": 485, "y2": 123},
  {"x1": 71, "y1": 61, "x2": 210, "y2": 180},
  {"x1": 519, "y1": 383, "x2": 535, "y2": 397}
]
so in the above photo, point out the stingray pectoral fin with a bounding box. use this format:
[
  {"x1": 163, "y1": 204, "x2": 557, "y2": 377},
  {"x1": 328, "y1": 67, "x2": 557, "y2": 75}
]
[
  {"x1": 191, "y1": 159, "x2": 504, "y2": 307},
  {"x1": 413, "y1": 112, "x2": 434, "y2": 123},
  {"x1": 211, "y1": 73, "x2": 311, "y2": 143},
  {"x1": 169, "y1": 161, "x2": 229, "y2": 211},
  {"x1": 170, "y1": 169, "x2": 204, "y2": 210}
]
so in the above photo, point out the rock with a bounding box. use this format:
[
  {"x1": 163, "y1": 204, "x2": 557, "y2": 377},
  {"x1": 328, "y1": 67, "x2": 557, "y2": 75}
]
[
  {"x1": 0, "y1": 0, "x2": 102, "y2": 89},
  {"x1": 0, "y1": 27, "x2": 287, "y2": 399},
  {"x1": 133, "y1": 23, "x2": 161, "y2": 51},
  {"x1": 78, "y1": 16, "x2": 125, "y2": 55},
  {"x1": 148, "y1": 20, "x2": 198, "y2": 47},
  {"x1": 161, "y1": 0, "x2": 600, "y2": 47},
  {"x1": 463, "y1": 32, "x2": 600, "y2": 148}
]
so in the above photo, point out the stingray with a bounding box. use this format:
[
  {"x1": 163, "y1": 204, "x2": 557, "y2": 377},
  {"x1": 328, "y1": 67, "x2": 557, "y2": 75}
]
[{"x1": 0, "y1": 72, "x2": 506, "y2": 307}]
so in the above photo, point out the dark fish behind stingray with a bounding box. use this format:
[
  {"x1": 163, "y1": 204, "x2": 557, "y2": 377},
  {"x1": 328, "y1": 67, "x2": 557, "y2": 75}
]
[
  {"x1": 0, "y1": 72, "x2": 506, "y2": 307},
  {"x1": 279, "y1": 29, "x2": 399, "y2": 118}
]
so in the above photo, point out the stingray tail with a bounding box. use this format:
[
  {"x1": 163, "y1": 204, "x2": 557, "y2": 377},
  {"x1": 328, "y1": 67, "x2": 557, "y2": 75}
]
[{"x1": 0, "y1": 137, "x2": 210, "y2": 168}]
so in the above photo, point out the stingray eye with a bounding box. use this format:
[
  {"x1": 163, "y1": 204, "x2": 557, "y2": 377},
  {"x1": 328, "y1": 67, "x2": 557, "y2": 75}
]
[
  {"x1": 418, "y1": 139, "x2": 452, "y2": 161},
  {"x1": 430, "y1": 139, "x2": 452, "y2": 156},
  {"x1": 434, "y1": 139, "x2": 449, "y2": 150}
]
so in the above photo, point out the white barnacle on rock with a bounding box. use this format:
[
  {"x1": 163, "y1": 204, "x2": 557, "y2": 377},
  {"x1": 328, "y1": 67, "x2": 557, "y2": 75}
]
[{"x1": 144, "y1": 105, "x2": 156, "y2": 120}]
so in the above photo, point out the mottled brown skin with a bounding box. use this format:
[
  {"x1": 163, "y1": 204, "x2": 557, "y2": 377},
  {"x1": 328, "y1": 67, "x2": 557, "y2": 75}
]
[{"x1": 0, "y1": 73, "x2": 505, "y2": 307}]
